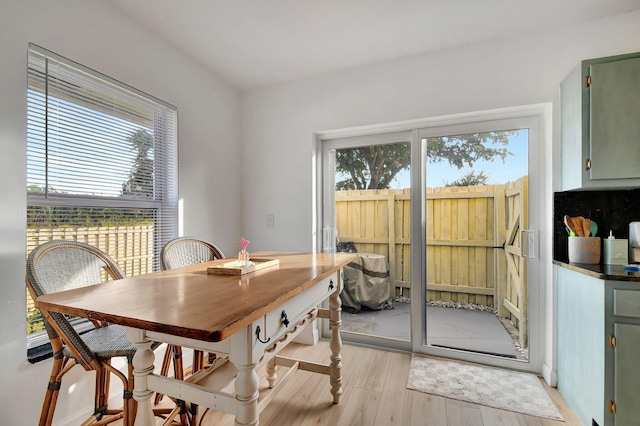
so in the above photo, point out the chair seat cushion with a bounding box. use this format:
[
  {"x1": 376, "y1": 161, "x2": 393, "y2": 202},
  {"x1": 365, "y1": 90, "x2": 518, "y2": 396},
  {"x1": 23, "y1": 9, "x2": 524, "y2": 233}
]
[{"x1": 63, "y1": 324, "x2": 159, "y2": 360}]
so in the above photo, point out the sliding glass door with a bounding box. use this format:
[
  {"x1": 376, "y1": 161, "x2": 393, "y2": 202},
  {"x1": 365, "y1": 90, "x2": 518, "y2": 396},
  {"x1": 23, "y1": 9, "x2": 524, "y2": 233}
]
[
  {"x1": 321, "y1": 132, "x2": 412, "y2": 351},
  {"x1": 319, "y1": 106, "x2": 545, "y2": 372},
  {"x1": 417, "y1": 116, "x2": 539, "y2": 371}
]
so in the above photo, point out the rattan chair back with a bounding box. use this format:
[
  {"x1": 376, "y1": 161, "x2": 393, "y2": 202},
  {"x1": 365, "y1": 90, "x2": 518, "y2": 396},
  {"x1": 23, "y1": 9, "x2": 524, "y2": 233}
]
[
  {"x1": 161, "y1": 236, "x2": 225, "y2": 270},
  {"x1": 26, "y1": 240, "x2": 126, "y2": 366}
]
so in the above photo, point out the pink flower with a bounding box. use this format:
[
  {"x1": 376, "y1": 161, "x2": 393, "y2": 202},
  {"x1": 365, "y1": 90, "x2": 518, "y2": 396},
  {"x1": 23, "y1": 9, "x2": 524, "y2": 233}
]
[{"x1": 239, "y1": 237, "x2": 250, "y2": 252}]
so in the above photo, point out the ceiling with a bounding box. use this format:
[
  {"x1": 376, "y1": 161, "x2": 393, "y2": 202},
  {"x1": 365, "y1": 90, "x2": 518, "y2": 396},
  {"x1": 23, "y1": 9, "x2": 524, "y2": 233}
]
[{"x1": 109, "y1": 0, "x2": 640, "y2": 90}]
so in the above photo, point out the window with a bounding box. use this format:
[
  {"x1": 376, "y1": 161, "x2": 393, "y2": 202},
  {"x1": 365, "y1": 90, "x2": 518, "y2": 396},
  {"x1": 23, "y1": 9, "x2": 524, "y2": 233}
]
[{"x1": 26, "y1": 44, "x2": 178, "y2": 354}]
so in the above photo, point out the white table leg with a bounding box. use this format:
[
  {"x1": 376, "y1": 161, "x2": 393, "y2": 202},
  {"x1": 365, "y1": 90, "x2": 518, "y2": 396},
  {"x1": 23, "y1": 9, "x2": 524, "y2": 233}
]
[
  {"x1": 127, "y1": 329, "x2": 155, "y2": 426},
  {"x1": 230, "y1": 327, "x2": 260, "y2": 426},
  {"x1": 234, "y1": 362, "x2": 259, "y2": 425},
  {"x1": 266, "y1": 357, "x2": 277, "y2": 388},
  {"x1": 329, "y1": 280, "x2": 343, "y2": 404}
]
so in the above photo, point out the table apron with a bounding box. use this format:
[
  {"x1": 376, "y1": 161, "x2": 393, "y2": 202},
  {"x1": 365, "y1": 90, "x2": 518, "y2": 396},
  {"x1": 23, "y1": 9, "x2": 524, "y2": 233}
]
[{"x1": 139, "y1": 272, "x2": 338, "y2": 357}]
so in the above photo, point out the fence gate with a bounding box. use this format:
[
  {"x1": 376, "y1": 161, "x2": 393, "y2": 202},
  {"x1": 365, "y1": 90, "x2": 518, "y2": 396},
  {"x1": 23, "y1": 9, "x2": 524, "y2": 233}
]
[{"x1": 501, "y1": 176, "x2": 528, "y2": 349}]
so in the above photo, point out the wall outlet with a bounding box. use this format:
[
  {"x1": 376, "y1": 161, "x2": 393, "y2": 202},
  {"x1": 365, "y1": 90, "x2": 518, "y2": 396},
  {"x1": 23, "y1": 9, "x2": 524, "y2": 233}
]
[{"x1": 266, "y1": 214, "x2": 274, "y2": 229}]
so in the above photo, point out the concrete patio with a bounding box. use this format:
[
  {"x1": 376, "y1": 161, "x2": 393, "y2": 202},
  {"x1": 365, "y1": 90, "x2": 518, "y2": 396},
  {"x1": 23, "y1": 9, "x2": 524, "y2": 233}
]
[{"x1": 340, "y1": 301, "x2": 526, "y2": 360}]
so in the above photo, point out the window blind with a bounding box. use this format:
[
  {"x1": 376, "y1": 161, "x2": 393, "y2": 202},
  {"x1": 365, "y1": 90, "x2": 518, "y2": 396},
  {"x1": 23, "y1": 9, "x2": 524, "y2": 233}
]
[{"x1": 26, "y1": 44, "x2": 178, "y2": 350}]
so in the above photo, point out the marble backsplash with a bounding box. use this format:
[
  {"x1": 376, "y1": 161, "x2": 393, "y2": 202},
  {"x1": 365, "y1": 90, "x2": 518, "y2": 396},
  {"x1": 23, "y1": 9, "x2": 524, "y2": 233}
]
[{"x1": 553, "y1": 188, "x2": 640, "y2": 262}]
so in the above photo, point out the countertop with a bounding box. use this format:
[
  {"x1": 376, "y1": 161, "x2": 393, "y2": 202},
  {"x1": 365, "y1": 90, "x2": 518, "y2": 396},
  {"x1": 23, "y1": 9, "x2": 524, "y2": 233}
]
[{"x1": 554, "y1": 260, "x2": 640, "y2": 282}]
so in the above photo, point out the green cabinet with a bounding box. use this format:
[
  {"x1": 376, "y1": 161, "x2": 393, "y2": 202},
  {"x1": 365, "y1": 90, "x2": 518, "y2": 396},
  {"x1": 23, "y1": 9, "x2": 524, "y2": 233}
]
[
  {"x1": 561, "y1": 52, "x2": 640, "y2": 190},
  {"x1": 557, "y1": 267, "x2": 640, "y2": 425},
  {"x1": 610, "y1": 290, "x2": 640, "y2": 425}
]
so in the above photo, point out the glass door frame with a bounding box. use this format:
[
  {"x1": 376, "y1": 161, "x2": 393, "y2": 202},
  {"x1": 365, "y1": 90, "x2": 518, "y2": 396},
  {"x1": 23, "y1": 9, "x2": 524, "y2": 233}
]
[
  {"x1": 318, "y1": 130, "x2": 413, "y2": 352},
  {"x1": 412, "y1": 112, "x2": 545, "y2": 374},
  {"x1": 315, "y1": 104, "x2": 550, "y2": 374}
]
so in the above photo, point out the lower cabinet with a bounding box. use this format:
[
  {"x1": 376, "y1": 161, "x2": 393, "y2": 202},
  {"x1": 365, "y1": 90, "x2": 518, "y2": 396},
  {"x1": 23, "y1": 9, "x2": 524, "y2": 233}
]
[
  {"x1": 610, "y1": 290, "x2": 640, "y2": 426},
  {"x1": 557, "y1": 267, "x2": 640, "y2": 426}
]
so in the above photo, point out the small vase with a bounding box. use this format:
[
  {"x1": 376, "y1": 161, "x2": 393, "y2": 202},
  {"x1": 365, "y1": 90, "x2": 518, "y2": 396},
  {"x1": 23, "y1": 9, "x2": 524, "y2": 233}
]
[{"x1": 238, "y1": 250, "x2": 249, "y2": 266}]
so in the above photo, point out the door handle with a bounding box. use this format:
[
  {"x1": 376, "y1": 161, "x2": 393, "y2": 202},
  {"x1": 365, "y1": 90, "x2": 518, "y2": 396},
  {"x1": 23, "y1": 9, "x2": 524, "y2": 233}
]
[{"x1": 521, "y1": 230, "x2": 537, "y2": 259}]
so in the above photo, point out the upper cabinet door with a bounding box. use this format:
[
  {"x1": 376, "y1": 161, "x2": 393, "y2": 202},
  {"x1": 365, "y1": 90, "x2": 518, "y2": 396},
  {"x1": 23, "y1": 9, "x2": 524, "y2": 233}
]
[
  {"x1": 589, "y1": 57, "x2": 640, "y2": 180},
  {"x1": 560, "y1": 52, "x2": 640, "y2": 191}
]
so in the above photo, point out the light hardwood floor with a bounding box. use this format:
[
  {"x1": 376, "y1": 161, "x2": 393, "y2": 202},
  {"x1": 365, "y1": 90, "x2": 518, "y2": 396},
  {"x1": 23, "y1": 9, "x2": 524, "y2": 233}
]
[{"x1": 143, "y1": 340, "x2": 582, "y2": 425}]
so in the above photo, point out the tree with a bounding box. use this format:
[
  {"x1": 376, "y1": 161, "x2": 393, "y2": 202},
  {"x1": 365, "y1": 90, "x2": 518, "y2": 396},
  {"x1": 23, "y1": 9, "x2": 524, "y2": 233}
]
[
  {"x1": 122, "y1": 129, "x2": 154, "y2": 198},
  {"x1": 444, "y1": 170, "x2": 488, "y2": 187},
  {"x1": 336, "y1": 143, "x2": 410, "y2": 190},
  {"x1": 335, "y1": 131, "x2": 516, "y2": 190}
]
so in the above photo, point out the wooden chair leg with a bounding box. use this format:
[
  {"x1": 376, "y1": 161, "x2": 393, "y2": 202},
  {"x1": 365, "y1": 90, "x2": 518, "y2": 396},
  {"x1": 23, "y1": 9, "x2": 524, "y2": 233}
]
[
  {"x1": 125, "y1": 360, "x2": 135, "y2": 426},
  {"x1": 40, "y1": 348, "x2": 65, "y2": 426},
  {"x1": 154, "y1": 344, "x2": 174, "y2": 405},
  {"x1": 98, "y1": 367, "x2": 110, "y2": 417},
  {"x1": 190, "y1": 403, "x2": 199, "y2": 426},
  {"x1": 174, "y1": 346, "x2": 185, "y2": 380},
  {"x1": 192, "y1": 350, "x2": 204, "y2": 373}
]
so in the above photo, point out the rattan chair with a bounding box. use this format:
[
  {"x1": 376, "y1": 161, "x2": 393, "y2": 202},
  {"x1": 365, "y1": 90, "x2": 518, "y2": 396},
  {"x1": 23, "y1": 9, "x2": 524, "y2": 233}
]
[
  {"x1": 26, "y1": 240, "x2": 164, "y2": 426},
  {"x1": 160, "y1": 236, "x2": 225, "y2": 270},
  {"x1": 156, "y1": 237, "x2": 226, "y2": 421}
]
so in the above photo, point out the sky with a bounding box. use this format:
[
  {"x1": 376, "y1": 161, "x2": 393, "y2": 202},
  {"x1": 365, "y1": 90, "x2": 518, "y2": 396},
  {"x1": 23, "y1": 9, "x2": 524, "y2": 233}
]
[{"x1": 390, "y1": 130, "x2": 529, "y2": 189}]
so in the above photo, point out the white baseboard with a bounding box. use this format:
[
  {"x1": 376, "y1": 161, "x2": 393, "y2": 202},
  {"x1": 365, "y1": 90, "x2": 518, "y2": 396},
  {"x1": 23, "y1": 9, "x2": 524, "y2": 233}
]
[{"x1": 542, "y1": 362, "x2": 557, "y2": 387}]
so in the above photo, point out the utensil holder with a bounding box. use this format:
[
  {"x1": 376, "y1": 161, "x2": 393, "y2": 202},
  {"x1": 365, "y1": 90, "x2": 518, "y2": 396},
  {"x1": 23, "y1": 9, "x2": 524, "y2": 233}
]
[{"x1": 568, "y1": 237, "x2": 601, "y2": 264}]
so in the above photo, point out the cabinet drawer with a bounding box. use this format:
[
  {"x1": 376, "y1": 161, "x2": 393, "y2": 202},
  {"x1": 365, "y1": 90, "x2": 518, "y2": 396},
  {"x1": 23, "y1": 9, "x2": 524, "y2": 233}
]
[
  {"x1": 261, "y1": 272, "x2": 338, "y2": 340},
  {"x1": 613, "y1": 289, "x2": 640, "y2": 318}
]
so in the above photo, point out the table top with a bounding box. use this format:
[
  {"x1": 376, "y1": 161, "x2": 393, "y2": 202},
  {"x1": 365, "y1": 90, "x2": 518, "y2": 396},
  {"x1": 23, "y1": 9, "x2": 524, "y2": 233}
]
[{"x1": 36, "y1": 251, "x2": 356, "y2": 342}]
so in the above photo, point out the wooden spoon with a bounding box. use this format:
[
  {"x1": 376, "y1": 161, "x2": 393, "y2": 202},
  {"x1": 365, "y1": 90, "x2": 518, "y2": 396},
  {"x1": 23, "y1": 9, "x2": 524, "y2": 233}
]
[
  {"x1": 563, "y1": 215, "x2": 574, "y2": 236},
  {"x1": 576, "y1": 216, "x2": 589, "y2": 237},
  {"x1": 582, "y1": 217, "x2": 592, "y2": 237},
  {"x1": 574, "y1": 216, "x2": 585, "y2": 237},
  {"x1": 564, "y1": 215, "x2": 581, "y2": 236}
]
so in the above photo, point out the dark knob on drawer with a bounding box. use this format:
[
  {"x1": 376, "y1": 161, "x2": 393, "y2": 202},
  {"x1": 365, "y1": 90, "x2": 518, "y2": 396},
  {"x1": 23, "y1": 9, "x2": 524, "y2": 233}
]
[
  {"x1": 329, "y1": 279, "x2": 334, "y2": 290},
  {"x1": 281, "y1": 310, "x2": 290, "y2": 327}
]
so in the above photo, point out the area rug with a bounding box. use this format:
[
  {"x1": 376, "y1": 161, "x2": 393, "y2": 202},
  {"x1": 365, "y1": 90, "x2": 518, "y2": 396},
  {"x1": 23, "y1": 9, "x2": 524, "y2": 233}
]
[{"x1": 407, "y1": 354, "x2": 564, "y2": 421}]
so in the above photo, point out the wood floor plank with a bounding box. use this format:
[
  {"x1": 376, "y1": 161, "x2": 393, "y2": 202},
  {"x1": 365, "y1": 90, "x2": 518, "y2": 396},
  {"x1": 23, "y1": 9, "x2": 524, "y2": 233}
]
[
  {"x1": 539, "y1": 379, "x2": 583, "y2": 425},
  {"x1": 337, "y1": 387, "x2": 381, "y2": 426},
  {"x1": 374, "y1": 351, "x2": 413, "y2": 425},
  {"x1": 259, "y1": 370, "x2": 324, "y2": 425},
  {"x1": 479, "y1": 405, "x2": 520, "y2": 425},
  {"x1": 111, "y1": 340, "x2": 581, "y2": 426},
  {"x1": 353, "y1": 347, "x2": 393, "y2": 392},
  {"x1": 300, "y1": 348, "x2": 367, "y2": 425},
  {"x1": 410, "y1": 393, "x2": 447, "y2": 425},
  {"x1": 445, "y1": 399, "x2": 484, "y2": 426}
]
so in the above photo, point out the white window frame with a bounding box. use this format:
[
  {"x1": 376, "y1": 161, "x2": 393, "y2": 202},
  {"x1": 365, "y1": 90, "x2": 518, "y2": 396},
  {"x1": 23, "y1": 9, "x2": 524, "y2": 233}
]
[{"x1": 26, "y1": 44, "x2": 178, "y2": 352}]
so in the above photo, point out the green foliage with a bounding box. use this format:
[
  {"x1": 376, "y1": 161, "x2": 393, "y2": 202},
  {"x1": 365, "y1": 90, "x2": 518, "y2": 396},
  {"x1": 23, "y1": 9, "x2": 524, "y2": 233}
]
[
  {"x1": 445, "y1": 170, "x2": 489, "y2": 187},
  {"x1": 122, "y1": 129, "x2": 154, "y2": 198},
  {"x1": 427, "y1": 132, "x2": 515, "y2": 168},
  {"x1": 27, "y1": 206, "x2": 153, "y2": 228},
  {"x1": 336, "y1": 143, "x2": 411, "y2": 190},
  {"x1": 335, "y1": 131, "x2": 516, "y2": 190},
  {"x1": 26, "y1": 305, "x2": 44, "y2": 334}
]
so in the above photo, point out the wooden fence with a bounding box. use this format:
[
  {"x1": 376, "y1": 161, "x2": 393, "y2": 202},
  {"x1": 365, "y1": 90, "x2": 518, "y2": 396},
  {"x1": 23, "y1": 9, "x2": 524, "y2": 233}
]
[
  {"x1": 26, "y1": 225, "x2": 155, "y2": 334},
  {"x1": 335, "y1": 178, "x2": 526, "y2": 308},
  {"x1": 27, "y1": 225, "x2": 156, "y2": 276}
]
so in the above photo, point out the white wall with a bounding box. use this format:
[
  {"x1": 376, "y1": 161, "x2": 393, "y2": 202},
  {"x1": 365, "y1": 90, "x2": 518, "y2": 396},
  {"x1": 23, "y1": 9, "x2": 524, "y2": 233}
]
[
  {"x1": 0, "y1": 1, "x2": 241, "y2": 424},
  {"x1": 240, "y1": 9, "x2": 640, "y2": 382},
  {"x1": 2, "y1": 1, "x2": 639, "y2": 423}
]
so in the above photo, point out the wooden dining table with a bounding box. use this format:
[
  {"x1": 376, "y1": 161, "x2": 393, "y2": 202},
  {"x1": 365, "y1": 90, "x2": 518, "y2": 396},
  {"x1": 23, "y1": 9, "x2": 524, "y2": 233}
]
[{"x1": 35, "y1": 251, "x2": 357, "y2": 426}]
